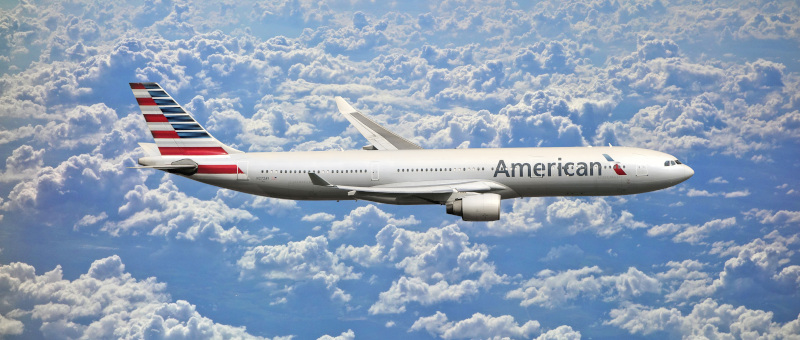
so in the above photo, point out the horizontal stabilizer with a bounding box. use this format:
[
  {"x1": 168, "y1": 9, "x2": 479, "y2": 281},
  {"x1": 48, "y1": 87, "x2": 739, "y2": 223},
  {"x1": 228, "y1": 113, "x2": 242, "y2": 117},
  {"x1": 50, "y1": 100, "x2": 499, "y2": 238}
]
[
  {"x1": 128, "y1": 164, "x2": 197, "y2": 170},
  {"x1": 138, "y1": 142, "x2": 161, "y2": 156},
  {"x1": 131, "y1": 158, "x2": 199, "y2": 175}
]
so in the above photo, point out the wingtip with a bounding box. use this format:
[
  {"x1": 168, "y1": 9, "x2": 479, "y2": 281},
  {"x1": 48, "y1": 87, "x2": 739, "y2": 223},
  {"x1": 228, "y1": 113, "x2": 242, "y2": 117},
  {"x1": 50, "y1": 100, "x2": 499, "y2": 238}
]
[{"x1": 335, "y1": 96, "x2": 357, "y2": 114}]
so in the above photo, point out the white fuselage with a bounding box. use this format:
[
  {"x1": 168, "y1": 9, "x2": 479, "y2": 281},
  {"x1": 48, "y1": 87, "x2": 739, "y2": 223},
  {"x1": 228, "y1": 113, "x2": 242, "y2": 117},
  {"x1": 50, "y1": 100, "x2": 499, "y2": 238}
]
[{"x1": 149, "y1": 146, "x2": 693, "y2": 204}]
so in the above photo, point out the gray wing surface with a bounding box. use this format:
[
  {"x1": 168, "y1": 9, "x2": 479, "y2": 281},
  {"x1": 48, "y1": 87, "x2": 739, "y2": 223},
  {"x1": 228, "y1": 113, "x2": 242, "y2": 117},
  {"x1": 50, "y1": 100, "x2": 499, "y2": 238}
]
[
  {"x1": 335, "y1": 97, "x2": 423, "y2": 150},
  {"x1": 308, "y1": 173, "x2": 510, "y2": 195}
]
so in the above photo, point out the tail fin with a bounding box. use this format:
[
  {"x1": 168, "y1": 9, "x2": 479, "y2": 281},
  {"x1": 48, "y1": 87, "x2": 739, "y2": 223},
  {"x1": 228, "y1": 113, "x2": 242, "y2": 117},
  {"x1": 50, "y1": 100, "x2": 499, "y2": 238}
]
[{"x1": 130, "y1": 82, "x2": 241, "y2": 156}]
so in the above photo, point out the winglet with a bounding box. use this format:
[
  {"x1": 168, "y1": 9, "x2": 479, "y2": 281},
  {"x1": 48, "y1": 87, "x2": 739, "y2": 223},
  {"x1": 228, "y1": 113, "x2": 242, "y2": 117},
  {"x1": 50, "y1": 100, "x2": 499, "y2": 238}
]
[
  {"x1": 308, "y1": 173, "x2": 333, "y2": 187},
  {"x1": 335, "y1": 96, "x2": 358, "y2": 114},
  {"x1": 334, "y1": 97, "x2": 423, "y2": 151}
]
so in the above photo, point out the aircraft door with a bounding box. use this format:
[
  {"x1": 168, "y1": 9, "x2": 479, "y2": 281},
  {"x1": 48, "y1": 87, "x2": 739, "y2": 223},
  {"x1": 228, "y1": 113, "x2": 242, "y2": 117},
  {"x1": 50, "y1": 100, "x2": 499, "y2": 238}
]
[
  {"x1": 636, "y1": 164, "x2": 648, "y2": 176},
  {"x1": 370, "y1": 162, "x2": 380, "y2": 181},
  {"x1": 237, "y1": 161, "x2": 249, "y2": 181}
]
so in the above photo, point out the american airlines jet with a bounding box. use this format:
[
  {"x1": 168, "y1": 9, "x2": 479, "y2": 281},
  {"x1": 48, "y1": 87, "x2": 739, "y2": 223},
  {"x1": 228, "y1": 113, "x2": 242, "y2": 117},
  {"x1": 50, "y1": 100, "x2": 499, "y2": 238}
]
[{"x1": 131, "y1": 83, "x2": 694, "y2": 221}]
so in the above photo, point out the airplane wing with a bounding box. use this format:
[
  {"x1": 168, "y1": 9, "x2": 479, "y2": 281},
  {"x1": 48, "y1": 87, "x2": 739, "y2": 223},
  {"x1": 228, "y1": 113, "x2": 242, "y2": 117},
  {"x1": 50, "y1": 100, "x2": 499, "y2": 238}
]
[
  {"x1": 309, "y1": 173, "x2": 509, "y2": 196},
  {"x1": 335, "y1": 97, "x2": 423, "y2": 150}
]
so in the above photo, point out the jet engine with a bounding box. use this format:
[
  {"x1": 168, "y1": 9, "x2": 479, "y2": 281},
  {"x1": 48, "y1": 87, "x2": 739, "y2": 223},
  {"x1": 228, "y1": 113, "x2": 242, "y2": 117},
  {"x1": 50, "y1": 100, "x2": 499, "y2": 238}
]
[{"x1": 446, "y1": 193, "x2": 501, "y2": 221}]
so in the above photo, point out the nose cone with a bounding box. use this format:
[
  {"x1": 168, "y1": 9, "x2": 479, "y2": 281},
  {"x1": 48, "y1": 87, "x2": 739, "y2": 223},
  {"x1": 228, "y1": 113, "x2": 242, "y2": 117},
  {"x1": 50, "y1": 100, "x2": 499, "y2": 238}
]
[{"x1": 682, "y1": 165, "x2": 694, "y2": 182}]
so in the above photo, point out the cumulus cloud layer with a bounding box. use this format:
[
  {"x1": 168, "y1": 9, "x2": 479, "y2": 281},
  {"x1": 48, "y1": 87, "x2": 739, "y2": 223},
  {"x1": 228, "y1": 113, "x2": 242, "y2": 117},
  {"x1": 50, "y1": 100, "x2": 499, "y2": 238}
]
[
  {"x1": 1, "y1": 0, "x2": 799, "y2": 339},
  {"x1": 0, "y1": 256, "x2": 281, "y2": 339}
]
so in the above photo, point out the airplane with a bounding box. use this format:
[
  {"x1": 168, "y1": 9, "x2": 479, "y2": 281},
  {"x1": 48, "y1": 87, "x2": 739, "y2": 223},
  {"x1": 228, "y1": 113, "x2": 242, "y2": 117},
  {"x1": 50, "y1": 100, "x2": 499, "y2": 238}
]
[{"x1": 130, "y1": 82, "x2": 694, "y2": 221}]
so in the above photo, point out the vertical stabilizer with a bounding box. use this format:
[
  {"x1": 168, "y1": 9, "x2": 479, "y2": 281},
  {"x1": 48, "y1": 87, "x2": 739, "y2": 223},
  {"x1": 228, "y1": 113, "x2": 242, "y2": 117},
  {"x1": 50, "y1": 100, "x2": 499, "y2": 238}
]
[{"x1": 130, "y1": 82, "x2": 241, "y2": 156}]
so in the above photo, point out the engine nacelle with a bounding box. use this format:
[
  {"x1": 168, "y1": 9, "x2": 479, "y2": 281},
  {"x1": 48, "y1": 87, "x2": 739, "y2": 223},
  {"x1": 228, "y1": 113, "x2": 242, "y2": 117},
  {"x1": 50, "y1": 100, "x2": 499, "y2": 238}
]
[{"x1": 446, "y1": 193, "x2": 501, "y2": 221}]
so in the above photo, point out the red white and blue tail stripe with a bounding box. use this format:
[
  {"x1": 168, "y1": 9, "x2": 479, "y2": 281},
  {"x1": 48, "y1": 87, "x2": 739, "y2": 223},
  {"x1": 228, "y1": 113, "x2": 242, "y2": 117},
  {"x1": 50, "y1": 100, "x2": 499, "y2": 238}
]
[{"x1": 130, "y1": 82, "x2": 240, "y2": 156}]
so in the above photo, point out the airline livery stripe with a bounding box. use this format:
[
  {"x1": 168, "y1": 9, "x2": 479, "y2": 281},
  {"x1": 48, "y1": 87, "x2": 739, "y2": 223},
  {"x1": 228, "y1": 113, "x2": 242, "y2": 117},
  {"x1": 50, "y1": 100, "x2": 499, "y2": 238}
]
[
  {"x1": 158, "y1": 147, "x2": 228, "y2": 155},
  {"x1": 148, "y1": 90, "x2": 168, "y2": 97},
  {"x1": 151, "y1": 130, "x2": 179, "y2": 138},
  {"x1": 166, "y1": 116, "x2": 194, "y2": 122},
  {"x1": 159, "y1": 107, "x2": 185, "y2": 113},
  {"x1": 144, "y1": 114, "x2": 169, "y2": 123},
  {"x1": 147, "y1": 122, "x2": 174, "y2": 130},
  {"x1": 130, "y1": 83, "x2": 161, "y2": 89},
  {"x1": 154, "y1": 139, "x2": 222, "y2": 147},
  {"x1": 171, "y1": 123, "x2": 203, "y2": 130},
  {"x1": 137, "y1": 97, "x2": 157, "y2": 105},
  {"x1": 197, "y1": 165, "x2": 242, "y2": 174},
  {"x1": 154, "y1": 99, "x2": 177, "y2": 105},
  {"x1": 177, "y1": 131, "x2": 210, "y2": 138}
]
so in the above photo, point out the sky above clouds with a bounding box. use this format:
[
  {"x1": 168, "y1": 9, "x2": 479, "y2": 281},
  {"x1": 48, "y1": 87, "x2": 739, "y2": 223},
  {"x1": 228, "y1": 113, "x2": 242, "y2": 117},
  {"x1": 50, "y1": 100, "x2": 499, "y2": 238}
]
[{"x1": 1, "y1": 0, "x2": 799, "y2": 339}]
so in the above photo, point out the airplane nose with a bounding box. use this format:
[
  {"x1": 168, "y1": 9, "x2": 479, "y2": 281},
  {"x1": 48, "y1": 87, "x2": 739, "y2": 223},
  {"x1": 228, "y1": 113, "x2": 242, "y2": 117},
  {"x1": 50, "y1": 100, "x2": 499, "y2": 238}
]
[{"x1": 683, "y1": 165, "x2": 694, "y2": 181}]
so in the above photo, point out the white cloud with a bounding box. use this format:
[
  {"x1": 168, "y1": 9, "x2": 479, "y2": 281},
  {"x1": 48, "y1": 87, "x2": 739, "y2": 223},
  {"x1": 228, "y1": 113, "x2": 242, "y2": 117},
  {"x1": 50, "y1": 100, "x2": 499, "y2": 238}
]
[
  {"x1": 712, "y1": 231, "x2": 799, "y2": 292},
  {"x1": 744, "y1": 208, "x2": 800, "y2": 225},
  {"x1": 654, "y1": 260, "x2": 716, "y2": 302},
  {"x1": 724, "y1": 189, "x2": 751, "y2": 198},
  {"x1": 546, "y1": 198, "x2": 647, "y2": 236},
  {"x1": 648, "y1": 217, "x2": 739, "y2": 244},
  {"x1": 606, "y1": 298, "x2": 800, "y2": 338},
  {"x1": 0, "y1": 314, "x2": 23, "y2": 336},
  {"x1": 337, "y1": 224, "x2": 506, "y2": 314},
  {"x1": 506, "y1": 266, "x2": 660, "y2": 308},
  {"x1": 237, "y1": 235, "x2": 360, "y2": 303},
  {"x1": 409, "y1": 311, "x2": 541, "y2": 340},
  {"x1": 32, "y1": 103, "x2": 119, "y2": 149},
  {"x1": 0, "y1": 144, "x2": 44, "y2": 183},
  {"x1": 328, "y1": 204, "x2": 418, "y2": 239},
  {"x1": 687, "y1": 188, "x2": 750, "y2": 198},
  {"x1": 650, "y1": 231, "x2": 800, "y2": 304},
  {"x1": 317, "y1": 329, "x2": 355, "y2": 340},
  {"x1": 540, "y1": 244, "x2": 585, "y2": 262},
  {"x1": 672, "y1": 217, "x2": 737, "y2": 245},
  {"x1": 708, "y1": 176, "x2": 729, "y2": 184},
  {"x1": 107, "y1": 178, "x2": 259, "y2": 244},
  {"x1": 302, "y1": 212, "x2": 336, "y2": 222},
  {"x1": 534, "y1": 325, "x2": 582, "y2": 340},
  {"x1": 2, "y1": 151, "x2": 146, "y2": 214},
  {"x1": 0, "y1": 256, "x2": 281, "y2": 339},
  {"x1": 248, "y1": 196, "x2": 300, "y2": 216}
]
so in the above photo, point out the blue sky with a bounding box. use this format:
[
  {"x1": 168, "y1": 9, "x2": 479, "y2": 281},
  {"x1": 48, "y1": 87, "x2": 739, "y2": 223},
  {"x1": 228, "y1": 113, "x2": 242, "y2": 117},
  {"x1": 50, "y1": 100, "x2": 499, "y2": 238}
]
[{"x1": 1, "y1": 0, "x2": 799, "y2": 339}]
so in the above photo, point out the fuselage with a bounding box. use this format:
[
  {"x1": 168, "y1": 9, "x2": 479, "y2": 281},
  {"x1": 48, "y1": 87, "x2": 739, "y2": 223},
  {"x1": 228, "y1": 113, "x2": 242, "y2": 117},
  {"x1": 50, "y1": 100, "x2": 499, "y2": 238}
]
[{"x1": 140, "y1": 146, "x2": 694, "y2": 204}]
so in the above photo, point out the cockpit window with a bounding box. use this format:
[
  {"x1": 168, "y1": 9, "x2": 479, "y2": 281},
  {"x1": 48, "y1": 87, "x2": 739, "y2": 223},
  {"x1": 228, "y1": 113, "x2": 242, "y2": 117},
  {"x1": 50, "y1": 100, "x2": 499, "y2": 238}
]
[
  {"x1": 671, "y1": 160, "x2": 676, "y2": 166},
  {"x1": 675, "y1": 159, "x2": 682, "y2": 165},
  {"x1": 664, "y1": 161, "x2": 670, "y2": 166}
]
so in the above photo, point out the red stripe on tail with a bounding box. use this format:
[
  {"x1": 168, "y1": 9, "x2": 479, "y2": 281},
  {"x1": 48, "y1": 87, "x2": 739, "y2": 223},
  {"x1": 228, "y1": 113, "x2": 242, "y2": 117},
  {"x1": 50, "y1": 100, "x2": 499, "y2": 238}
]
[
  {"x1": 151, "y1": 130, "x2": 179, "y2": 138},
  {"x1": 137, "y1": 98, "x2": 157, "y2": 105},
  {"x1": 143, "y1": 114, "x2": 169, "y2": 122}
]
